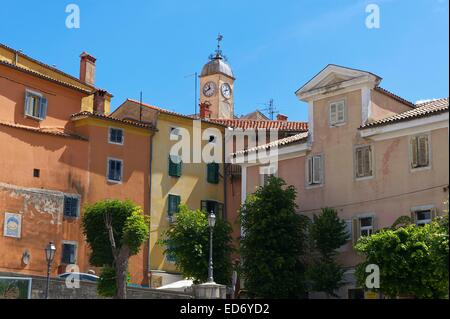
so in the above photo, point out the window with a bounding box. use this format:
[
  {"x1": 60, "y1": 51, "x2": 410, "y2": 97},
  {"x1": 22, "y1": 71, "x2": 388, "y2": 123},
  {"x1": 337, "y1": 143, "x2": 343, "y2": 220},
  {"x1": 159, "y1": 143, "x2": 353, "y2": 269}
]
[
  {"x1": 207, "y1": 162, "x2": 219, "y2": 184},
  {"x1": 411, "y1": 207, "x2": 436, "y2": 226},
  {"x1": 33, "y1": 169, "x2": 40, "y2": 178},
  {"x1": 355, "y1": 145, "x2": 373, "y2": 179},
  {"x1": 168, "y1": 155, "x2": 182, "y2": 177},
  {"x1": 352, "y1": 216, "x2": 375, "y2": 243},
  {"x1": 201, "y1": 200, "x2": 224, "y2": 218},
  {"x1": 307, "y1": 155, "x2": 323, "y2": 186},
  {"x1": 411, "y1": 135, "x2": 430, "y2": 169},
  {"x1": 109, "y1": 128, "x2": 124, "y2": 145},
  {"x1": 359, "y1": 217, "x2": 373, "y2": 237},
  {"x1": 107, "y1": 158, "x2": 123, "y2": 183},
  {"x1": 64, "y1": 196, "x2": 79, "y2": 218},
  {"x1": 167, "y1": 194, "x2": 181, "y2": 222},
  {"x1": 166, "y1": 244, "x2": 176, "y2": 263},
  {"x1": 24, "y1": 90, "x2": 48, "y2": 120},
  {"x1": 329, "y1": 100, "x2": 346, "y2": 126},
  {"x1": 61, "y1": 242, "x2": 77, "y2": 264}
]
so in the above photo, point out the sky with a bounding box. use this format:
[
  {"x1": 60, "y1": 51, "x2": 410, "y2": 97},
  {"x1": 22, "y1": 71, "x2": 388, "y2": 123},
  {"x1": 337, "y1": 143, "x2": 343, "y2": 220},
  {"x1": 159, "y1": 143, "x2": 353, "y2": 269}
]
[{"x1": 0, "y1": 0, "x2": 448, "y2": 121}]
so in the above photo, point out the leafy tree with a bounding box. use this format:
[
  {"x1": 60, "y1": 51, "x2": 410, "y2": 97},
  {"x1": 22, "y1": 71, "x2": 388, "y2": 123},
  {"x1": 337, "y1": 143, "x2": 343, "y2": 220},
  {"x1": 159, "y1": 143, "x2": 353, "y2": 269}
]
[
  {"x1": 306, "y1": 208, "x2": 349, "y2": 297},
  {"x1": 159, "y1": 205, "x2": 233, "y2": 285},
  {"x1": 239, "y1": 176, "x2": 309, "y2": 298},
  {"x1": 354, "y1": 220, "x2": 449, "y2": 299},
  {"x1": 83, "y1": 200, "x2": 149, "y2": 299}
]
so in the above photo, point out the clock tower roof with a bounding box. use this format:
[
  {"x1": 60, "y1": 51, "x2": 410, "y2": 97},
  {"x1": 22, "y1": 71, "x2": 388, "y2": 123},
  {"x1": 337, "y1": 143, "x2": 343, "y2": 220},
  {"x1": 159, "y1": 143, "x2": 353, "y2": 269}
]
[
  {"x1": 200, "y1": 55, "x2": 235, "y2": 79},
  {"x1": 200, "y1": 34, "x2": 235, "y2": 79}
]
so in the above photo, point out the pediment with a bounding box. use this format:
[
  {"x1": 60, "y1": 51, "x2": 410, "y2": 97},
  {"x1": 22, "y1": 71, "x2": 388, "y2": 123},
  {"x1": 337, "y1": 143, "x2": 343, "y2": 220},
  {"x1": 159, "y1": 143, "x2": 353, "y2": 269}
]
[{"x1": 296, "y1": 65, "x2": 381, "y2": 100}]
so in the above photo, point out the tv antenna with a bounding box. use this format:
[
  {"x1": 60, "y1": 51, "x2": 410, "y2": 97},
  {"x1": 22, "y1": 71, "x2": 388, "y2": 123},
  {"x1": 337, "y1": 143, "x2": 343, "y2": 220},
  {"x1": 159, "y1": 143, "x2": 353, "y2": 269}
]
[{"x1": 260, "y1": 99, "x2": 279, "y2": 120}]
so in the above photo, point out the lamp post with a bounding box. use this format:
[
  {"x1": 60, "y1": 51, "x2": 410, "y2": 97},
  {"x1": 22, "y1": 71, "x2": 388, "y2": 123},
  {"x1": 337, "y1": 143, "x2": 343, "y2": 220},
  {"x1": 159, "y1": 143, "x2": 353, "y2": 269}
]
[
  {"x1": 207, "y1": 211, "x2": 216, "y2": 283},
  {"x1": 44, "y1": 241, "x2": 56, "y2": 299}
]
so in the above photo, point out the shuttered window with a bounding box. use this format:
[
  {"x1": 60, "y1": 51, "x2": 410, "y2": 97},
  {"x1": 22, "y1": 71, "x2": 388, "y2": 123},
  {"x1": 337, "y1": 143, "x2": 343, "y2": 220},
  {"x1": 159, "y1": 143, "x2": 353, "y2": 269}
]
[
  {"x1": 168, "y1": 155, "x2": 182, "y2": 177},
  {"x1": 307, "y1": 155, "x2": 323, "y2": 185},
  {"x1": 61, "y1": 243, "x2": 77, "y2": 264},
  {"x1": 201, "y1": 200, "x2": 224, "y2": 218},
  {"x1": 167, "y1": 195, "x2": 181, "y2": 220},
  {"x1": 330, "y1": 100, "x2": 346, "y2": 126},
  {"x1": 411, "y1": 135, "x2": 430, "y2": 169},
  {"x1": 411, "y1": 207, "x2": 437, "y2": 226},
  {"x1": 24, "y1": 90, "x2": 48, "y2": 120},
  {"x1": 207, "y1": 163, "x2": 219, "y2": 184},
  {"x1": 355, "y1": 146, "x2": 372, "y2": 178},
  {"x1": 64, "y1": 196, "x2": 79, "y2": 218}
]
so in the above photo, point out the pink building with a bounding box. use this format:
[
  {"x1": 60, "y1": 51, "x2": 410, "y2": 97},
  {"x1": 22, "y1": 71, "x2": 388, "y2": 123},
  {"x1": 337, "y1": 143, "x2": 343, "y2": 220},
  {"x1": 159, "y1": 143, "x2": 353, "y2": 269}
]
[{"x1": 235, "y1": 65, "x2": 449, "y2": 299}]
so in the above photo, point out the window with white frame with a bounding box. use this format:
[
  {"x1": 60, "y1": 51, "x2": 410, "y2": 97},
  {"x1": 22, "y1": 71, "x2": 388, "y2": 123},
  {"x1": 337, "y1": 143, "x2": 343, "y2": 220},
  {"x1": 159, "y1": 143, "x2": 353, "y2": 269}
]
[
  {"x1": 109, "y1": 127, "x2": 124, "y2": 145},
  {"x1": 307, "y1": 155, "x2": 323, "y2": 186},
  {"x1": 359, "y1": 217, "x2": 373, "y2": 237},
  {"x1": 107, "y1": 158, "x2": 123, "y2": 183},
  {"x1": 411, "y1": 135, "x2": 430, "y2": 169},
  {"x1": 355, "y1": 145, "x2": 373, "y2": 179},
  {"x1": 329, "y1": 100, "x2": 346, "y2": 126},
  {"x1": 411, "y1": 207, "x2": 436, "y2": 226},
  {"x1": 24, "y1": 90, "x2": 48, "y2": 120}
]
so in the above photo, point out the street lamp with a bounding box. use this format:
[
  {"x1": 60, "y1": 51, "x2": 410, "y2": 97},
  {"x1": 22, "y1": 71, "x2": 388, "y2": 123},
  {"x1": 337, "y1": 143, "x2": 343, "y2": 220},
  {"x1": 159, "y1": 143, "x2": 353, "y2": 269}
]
[
  {"x1": 207, "y1": 211, "x2": 216, "y2": 283},
  {"x1": 44, "y1": 241, "x2": 56, "y2": 299}
]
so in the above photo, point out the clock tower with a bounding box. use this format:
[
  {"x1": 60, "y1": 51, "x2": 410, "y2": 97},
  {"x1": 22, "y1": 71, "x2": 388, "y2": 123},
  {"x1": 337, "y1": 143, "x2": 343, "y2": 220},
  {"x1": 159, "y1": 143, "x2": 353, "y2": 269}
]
[{"x1": 199, "y1": 35, "x2": 235, "y2": 119}]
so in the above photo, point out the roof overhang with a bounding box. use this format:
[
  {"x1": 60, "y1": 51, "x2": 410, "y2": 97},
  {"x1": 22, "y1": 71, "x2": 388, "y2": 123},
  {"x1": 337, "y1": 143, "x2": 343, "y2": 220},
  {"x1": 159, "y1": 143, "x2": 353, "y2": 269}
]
[
  {"x1": 360, "y1": 112, "x2": 449, "y2": 141},
  {"x1": 232, "y1": 141, "x2": 311, "y2": 168},
  {"x1": 295, "y1": 64, "x2": 381, "y2": 102}
]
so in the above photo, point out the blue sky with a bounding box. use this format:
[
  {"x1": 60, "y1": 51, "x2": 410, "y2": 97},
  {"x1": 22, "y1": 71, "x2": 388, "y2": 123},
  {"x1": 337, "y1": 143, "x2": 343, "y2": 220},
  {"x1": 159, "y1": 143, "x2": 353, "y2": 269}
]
[{"x1": 0, "y1": 0, "x2": 448, "y2": 121}]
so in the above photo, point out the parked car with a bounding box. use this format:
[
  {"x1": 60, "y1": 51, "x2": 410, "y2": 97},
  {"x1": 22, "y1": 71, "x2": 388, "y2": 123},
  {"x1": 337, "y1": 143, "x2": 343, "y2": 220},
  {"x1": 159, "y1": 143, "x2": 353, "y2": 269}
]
[{"x1": 57, "y1": 273, "x2": 99, "y2": 283}]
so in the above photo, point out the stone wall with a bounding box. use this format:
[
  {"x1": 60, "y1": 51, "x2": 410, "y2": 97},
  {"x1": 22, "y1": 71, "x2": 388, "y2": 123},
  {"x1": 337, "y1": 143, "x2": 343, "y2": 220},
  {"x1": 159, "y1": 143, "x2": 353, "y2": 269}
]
[{"x1": 0, "y1": 272, "x2": 194, "y2": 299}]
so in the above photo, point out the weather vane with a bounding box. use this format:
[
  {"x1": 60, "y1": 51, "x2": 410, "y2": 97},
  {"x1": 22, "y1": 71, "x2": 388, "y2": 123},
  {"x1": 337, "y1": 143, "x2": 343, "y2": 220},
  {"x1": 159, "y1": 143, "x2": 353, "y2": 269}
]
[{"x1": 216, "y1": 34, "x2": 223, "y2": 57}]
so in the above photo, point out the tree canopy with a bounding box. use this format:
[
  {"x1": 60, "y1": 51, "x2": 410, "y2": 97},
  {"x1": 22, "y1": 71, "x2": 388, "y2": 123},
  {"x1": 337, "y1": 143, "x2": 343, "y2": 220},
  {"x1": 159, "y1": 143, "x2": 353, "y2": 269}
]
[
  {"x1": 239, "y1": 176, "x2": 309, "y2": 298},
  {"x1": 159, "y1": 205, "x2": 233, "y2": 285},
  {"x1": 354, "y1": 218, "x2": 449, "y2": 299},
  {"x1": 83, "y1": 199, "x2": 149, "y2": 298}
]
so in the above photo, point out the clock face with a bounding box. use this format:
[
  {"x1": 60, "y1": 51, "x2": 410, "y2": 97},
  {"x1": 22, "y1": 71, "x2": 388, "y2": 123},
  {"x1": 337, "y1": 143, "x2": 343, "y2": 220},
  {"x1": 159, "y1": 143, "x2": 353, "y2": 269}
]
[
  {"x1": 203, "y1": 82, "x2": 216, "y2": 97},
  {"x1": 221, "y1": 83, "x2": 232, "y2": 99}
]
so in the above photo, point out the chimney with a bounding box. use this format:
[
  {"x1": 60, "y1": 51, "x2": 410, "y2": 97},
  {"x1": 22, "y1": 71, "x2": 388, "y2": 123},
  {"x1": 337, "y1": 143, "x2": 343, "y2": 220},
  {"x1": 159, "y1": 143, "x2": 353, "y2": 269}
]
[
  {"x1": 199, "y1": 102, "x2": 211, "y2": 119},
  {"x1": 93, "y1": 90, "x2": 107, "y2": 114},
  {"x1": 79, "y1": 52, "x2": 96, "y2": 85},
  {"x1": 277, "y1": 114, "x2": 288, "y2": 121}
]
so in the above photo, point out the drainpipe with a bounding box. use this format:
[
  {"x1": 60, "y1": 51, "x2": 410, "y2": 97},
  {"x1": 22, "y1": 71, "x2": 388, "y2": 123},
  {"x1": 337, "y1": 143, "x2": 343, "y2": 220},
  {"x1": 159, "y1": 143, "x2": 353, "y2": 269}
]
[{"x1": 146, "y1": 111, "x2": 159, "y2": 286}]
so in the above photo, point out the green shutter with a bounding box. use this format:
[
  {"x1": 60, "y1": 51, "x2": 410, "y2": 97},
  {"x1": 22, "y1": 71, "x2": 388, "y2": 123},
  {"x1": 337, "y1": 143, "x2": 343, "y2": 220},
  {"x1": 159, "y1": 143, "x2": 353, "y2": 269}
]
[
  {"x1": 168, "y1": 194, "x2": 181, "y2": 217},
  {"x1": 201, "y1": 200, "x2": 208, "y2": 213},
  {"x1": 207, "y1": 163, "x2": 219, "y2": 184},
  {"x1": 169, "y1": 155, "x2": 182, "y2": 177},
  {"x1": 217, "y1": 203, "x2": 224, "y2": 218}
]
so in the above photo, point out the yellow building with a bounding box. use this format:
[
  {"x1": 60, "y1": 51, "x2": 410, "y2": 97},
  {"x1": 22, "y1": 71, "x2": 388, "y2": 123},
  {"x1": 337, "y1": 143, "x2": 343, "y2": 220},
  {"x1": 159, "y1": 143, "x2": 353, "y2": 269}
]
[{"x1": 113, "y1": 99, "x2": 226, "y2": 287}]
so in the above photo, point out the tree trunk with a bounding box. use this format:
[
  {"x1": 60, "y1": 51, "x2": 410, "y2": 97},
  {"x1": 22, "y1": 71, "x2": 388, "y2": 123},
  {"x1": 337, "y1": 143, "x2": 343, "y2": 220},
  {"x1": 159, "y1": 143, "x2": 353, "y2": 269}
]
[{"x1": 114, "y1": 245, "x2": 130, "y2": 299}]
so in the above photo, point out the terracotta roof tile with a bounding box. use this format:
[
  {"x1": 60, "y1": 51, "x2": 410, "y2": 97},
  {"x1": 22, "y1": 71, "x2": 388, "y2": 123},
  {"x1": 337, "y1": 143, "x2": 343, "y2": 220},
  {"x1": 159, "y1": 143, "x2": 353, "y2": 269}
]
[
  {"x1": 374, "y1": 87, "x2": 416, "y2": 108},
  {"x1": 361, "y1": 97, "x2": 449, "y2": 129},
  {"x1": 210, "y1": 118, "x2": 308, "y2": 131},
  {"x1": 233, "y1": 132, "x2": 309, "y2": 156},
  {"x1": 71, "y1": 111, "x2": 156, "y2": 130},
  {"x1": 0, "y1": 120, "x2": 88, "y2": 140}
]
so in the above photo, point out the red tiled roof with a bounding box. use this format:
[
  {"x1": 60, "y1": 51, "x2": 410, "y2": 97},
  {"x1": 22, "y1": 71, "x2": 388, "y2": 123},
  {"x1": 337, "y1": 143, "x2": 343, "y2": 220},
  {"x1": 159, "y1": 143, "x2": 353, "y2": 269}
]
[
  {"x1": 122, "y1": 99, "x2": 228, "y2": 127},
  {"x1": 233, "y1": 132, "x2": 309, "y2": 156},
  {"x1": 360, "y1": 97, "x2": 449, "y2": 129},
  {"x1": 210, "y1": 118, "x2": 308, "y2": 131},
  {"x1": 0, "y1": 120, "x2": 88, "y2": 140},
  {"x1": 71, "y1": 111, "x2": 156, "y2": 130},
  {"x1": 374, "y1": 87, "x2": 416, "y2": 108}
]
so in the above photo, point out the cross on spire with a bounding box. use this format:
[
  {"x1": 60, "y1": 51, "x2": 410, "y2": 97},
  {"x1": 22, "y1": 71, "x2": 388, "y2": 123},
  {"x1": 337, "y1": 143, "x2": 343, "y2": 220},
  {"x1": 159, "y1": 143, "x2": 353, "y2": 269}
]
[{"x1": 215, "y1": 34, "x2": 223, "y2": 58}]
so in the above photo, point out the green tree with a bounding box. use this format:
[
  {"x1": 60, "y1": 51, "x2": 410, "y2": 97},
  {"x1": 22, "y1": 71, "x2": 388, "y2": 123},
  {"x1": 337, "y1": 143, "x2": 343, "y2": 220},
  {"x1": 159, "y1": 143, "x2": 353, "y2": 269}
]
[
  {"x1": 239, "y1": 176, "x2": 308, "y2": 298},
  {"x1": 159, "y1": 205, "x2": 233, "y2": 285},
  {"x1": 82, "y1": 200, "x2": 149, "y2": 299},
  {"x1": 354, "y1": 220, "x2": 449, "y2": 299},
  {"x1": 307, "y1": 208, "x2": 349, "y2": 297}
]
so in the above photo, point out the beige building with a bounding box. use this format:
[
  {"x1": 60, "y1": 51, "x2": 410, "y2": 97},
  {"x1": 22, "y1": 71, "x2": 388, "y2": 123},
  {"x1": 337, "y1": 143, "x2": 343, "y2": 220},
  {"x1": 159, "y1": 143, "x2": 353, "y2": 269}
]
[{"x1": 235, "y1": 65, "x2": 449, "y2": 298}]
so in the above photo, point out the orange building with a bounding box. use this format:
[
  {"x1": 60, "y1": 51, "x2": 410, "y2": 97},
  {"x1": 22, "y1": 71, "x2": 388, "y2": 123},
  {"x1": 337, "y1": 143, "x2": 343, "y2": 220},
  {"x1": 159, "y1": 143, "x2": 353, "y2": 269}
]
[{"x1": 0, "y1": 43, "x2": 155, "y2": 286}]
